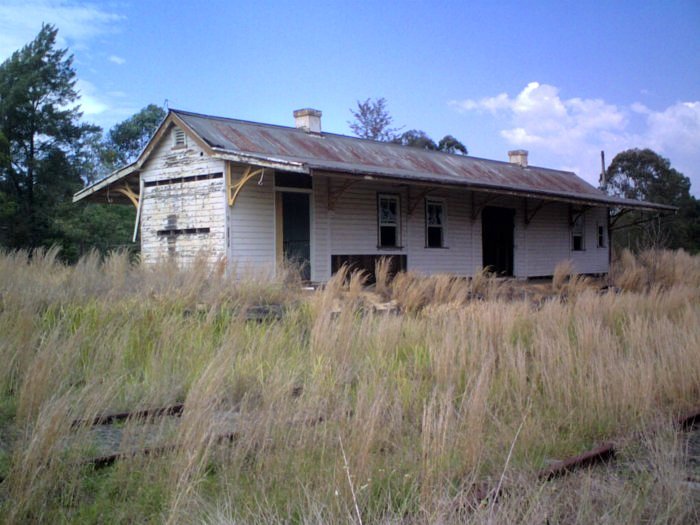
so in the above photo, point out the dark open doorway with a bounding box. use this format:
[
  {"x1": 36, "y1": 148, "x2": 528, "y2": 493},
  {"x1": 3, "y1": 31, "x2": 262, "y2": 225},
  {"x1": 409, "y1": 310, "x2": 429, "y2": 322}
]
[
  {"x1": 281, "y1": 192, "x2": 311, "y2": 280},
  {"x1": 482, "y1": 206, "x2": 515, "y2": 276}
]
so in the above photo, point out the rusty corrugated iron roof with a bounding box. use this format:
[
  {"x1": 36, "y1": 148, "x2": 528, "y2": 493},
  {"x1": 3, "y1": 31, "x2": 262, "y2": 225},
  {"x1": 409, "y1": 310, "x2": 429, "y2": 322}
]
[{"x1": 173, "y1": 109, "x2": 674, "y2": 211}]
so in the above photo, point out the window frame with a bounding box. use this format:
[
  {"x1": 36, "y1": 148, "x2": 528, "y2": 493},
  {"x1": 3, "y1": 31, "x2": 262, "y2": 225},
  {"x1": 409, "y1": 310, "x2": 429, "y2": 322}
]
[
  {"x1": 597, "y1": 223, "x2": 605, "y2": 248},
  {"x1": 377, "y1": 193, "x2": 401, "y2": 249},
  {"x1": 425, "y1": 198, "x2": 447, "y2": 249},
  {"x1": 571, "y1": 212, "x2": 585, "y2": 252}
]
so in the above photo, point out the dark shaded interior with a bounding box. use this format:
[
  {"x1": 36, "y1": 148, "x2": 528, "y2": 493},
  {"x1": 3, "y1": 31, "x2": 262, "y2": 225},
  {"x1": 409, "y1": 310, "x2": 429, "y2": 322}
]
[
  {"x1": 282, "y1": 192, "x2": 311, "y2": 280},
  {"x1": 482, "y1": 206, "x2": 515, "y2": 276}
]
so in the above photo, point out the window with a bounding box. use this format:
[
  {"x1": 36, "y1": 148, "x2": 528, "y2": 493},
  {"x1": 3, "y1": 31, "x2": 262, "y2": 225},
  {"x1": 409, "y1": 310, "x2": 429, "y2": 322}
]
[
  {"x1": 173, "y1": 127, "x2": 185, "y2": 148},
  {"x1": 425, "y1": 199, "x2": 445, "y2": 248},
  {"x1": 378, "y1": 194, "x2": 400, "y2": 248},
  {"x1": 597, "y1": 224, "x2": 605, "y2": 248},
  {"x1": 571, "y1": 212, "x2": 585, "y2": 251}
]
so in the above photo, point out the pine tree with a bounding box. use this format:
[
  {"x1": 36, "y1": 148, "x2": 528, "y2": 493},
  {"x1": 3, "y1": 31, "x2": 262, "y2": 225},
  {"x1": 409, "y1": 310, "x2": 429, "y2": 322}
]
[{"x1": 0, "y1": 23, "x2": 97, "y2": 248}]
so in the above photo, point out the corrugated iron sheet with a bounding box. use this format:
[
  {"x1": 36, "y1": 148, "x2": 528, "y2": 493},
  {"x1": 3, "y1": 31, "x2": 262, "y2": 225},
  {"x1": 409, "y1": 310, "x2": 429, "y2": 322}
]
[{"x1": 174, "y1": 110, "x2": 673, "y2": 211}]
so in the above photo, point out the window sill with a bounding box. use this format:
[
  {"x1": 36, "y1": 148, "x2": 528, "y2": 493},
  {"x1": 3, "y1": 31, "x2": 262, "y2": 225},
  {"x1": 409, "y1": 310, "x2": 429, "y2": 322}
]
[
  {"x1": 425, "y1": 246, "x2": 449, "y2": 249},
  {"x1": 377, "y1": 246, "x2": 404, "y2": 250}
]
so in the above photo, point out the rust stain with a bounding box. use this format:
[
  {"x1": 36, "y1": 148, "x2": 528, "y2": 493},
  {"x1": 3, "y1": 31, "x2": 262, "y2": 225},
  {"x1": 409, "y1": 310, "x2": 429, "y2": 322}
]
[
  {"x1": 213, "y1": 123, "x2": 263, "y2": 153},
  {"x1": 172, "y1": 110, "x2": 671, "y2": 210},
  {"x1": 257, "y1": 130, "x2": 295, "y2": 156}
]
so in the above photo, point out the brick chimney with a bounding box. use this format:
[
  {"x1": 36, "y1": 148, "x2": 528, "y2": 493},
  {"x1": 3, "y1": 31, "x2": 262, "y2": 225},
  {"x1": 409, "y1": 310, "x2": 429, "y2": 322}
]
[
  {"x1": 508, "y1": 149, "x2": 528, "y2": 167},
  {"x1": 293, "y1": 108, "x2": 322, "y2": 133}
]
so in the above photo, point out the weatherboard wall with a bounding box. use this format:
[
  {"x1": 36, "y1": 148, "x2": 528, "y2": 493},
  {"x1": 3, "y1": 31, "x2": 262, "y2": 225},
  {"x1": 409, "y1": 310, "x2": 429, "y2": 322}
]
[
  {"x1": 312, "y1": 176, "x2": 331, "y2": 282},
  {"x1": 313, "y1": 177, "x2": 609, "y2": 280},
  {"x1": 510, "y1": 201, "x2": 609, "y2": 276},
  {"x1": 226, "y1": 165, "x2": 277, "y2": 278},
  {"x1": 138, "y1": 133, "x2": 227, "y2": 266},
  {"x1": 313, "y1": 177, "x2": 483, "y2": 281},
  {"x1": 135, "y1": 139, "x2": 609, "y2": 278}
]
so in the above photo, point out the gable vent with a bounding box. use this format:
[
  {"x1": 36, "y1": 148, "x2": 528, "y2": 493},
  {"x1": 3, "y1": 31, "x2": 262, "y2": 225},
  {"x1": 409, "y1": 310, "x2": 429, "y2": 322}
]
[{"x1": 173, "y1": 127, "x2": 186, "y2": 148}]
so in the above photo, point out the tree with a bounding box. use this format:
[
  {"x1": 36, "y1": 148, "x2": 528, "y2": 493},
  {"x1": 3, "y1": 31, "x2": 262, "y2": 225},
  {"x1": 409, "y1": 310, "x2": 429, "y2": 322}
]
[
  {"x1": 67, "y1": 106, "x2": 169, "y2": 258},
  {"x1": 393, "y1": 129, "x2": 438, "y2": 150},
  {"x1": 348, "y1": 98, "x2": 402, "y2": 141},
  {"x1": 102, "y1": 104, "x2": 165, "y2": 171},
  {"x1": 0, "y1": 23, "x2": 99, "y2": 248},
  {"x1": 438, "y1": 134, "x2": 468, "y2": 155},
  {"x1": 349, "y1": 97, "x2": 468, "y2": 155},
  {"x1": 605, "y1": 148, "x2": 690, "y2": 205},
  {"x1": 0, "y1": 26, "x2": 165, "y2": 259},
  {"x1": 604, "y1": 148, "x2": 699, "y2": 252},
  {"x1": 393, "y1": 130, "x2": 469, "y2": 155}
]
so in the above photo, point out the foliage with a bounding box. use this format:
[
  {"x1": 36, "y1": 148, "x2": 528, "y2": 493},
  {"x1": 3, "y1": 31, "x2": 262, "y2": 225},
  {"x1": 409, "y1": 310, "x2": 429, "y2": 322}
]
[
  {"x1": 0, "y1": 26, "x2": 166, "y2": 260},
  {"x1": 349, "y1": 97, "x2": 468, "y2": 154},
  {"x1": 393, "y1": 129, "x2": 438, "y2": 150},
  {"x1": 0, "y1": 24, "x2": 91, "y2": 249},
  {"x1": 394, "y1": 130, "x2": 469, "y2": 155},
  {"x1": 54, "y1": 203, "x2": 136, "y2": 261},
  {"x1": 605, "y1": 148, "x2": 700, "y2": 252},
  {"x1": 437, "y1": 134, "x2": 468, "y2": 155},
  {"x1": 605, "y1": 148, "x2": 691, "y2": 204},
  {"x1": 101, "y1": 104, "x2": 166, "y2": 171},
  {"x1": 348, "y1": 97, "x2": 402, "y2": 141}
]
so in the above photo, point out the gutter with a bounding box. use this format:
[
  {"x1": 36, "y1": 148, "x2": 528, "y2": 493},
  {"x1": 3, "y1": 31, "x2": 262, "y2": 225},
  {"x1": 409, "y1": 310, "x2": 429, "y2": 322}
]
[{"x1": 210, "y1": 149, "x2": 308, "y2": 173}]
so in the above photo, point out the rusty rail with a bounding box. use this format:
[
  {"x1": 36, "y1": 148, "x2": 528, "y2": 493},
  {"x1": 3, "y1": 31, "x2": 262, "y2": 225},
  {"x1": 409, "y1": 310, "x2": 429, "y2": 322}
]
[
  {"x1": 3, "y1": 404, "x2": 696, "y2": 493},
  {"x1": 78, "y1": 405, "x2": 700, "y2": 473},
  {"x1": 87, "y1": 431, "x2": 240, "y2": 470},
  {"x1": 538, "y1": 442, "x2": 616, "y2": 481},
  {"x1": 466, "y1": 405, "x2": 700, "y2": 507},
  {"x1": 71, "y1": 403, "x2": 185, "y2": 429}
]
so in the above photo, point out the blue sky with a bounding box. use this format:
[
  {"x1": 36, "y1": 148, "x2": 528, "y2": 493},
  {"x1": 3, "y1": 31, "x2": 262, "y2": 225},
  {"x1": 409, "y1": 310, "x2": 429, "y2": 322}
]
[{"x1": 1, "y1": 0, "x2": 699, "y2": 194}]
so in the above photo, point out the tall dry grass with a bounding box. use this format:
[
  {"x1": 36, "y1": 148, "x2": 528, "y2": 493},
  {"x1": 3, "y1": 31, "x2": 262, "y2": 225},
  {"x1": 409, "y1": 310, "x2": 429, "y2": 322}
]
[
  {"x1": 0, "y1": 247, "x2": 698, "y2": 523},
  {"x1": 612, "y1": 248, "x2": 700, "y2": 292}
]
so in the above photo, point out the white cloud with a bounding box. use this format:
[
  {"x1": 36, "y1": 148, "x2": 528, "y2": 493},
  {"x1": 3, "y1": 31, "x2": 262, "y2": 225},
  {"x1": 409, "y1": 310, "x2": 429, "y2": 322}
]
[
  {"x1": 450, "y1": 83, "x2": 700, "y2": 194},
  {"x1": 70, "y1": 79, "x2": 137, "y2": 130},
  {"x1": 451, "y1": 82, "x2": 626, "y2": 157},
  {"x1": 644, "y1": 102, "x2": 700, "y2": 154},
  {"x1": 108, "y1": 54, "x2": 125, "y2": 65},
  {"x1": 74, "y1": 78, "x2": 108, "y2": 115},
  {"x1": 0, "y1": 0, "x2": 123, "y2": 60},
  {"x1": 631, "y1": 102, "x2": 650, "y2": 114}
]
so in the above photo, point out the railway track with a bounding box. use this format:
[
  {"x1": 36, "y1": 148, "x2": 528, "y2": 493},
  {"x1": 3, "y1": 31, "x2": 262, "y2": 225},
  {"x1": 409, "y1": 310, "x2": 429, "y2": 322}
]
[
  {"x1": 2, "y1": 402, "x2": 698, "y2": 499},
  {"x1": 74, "y1": 402, "x2": 700, "y2": 481}
]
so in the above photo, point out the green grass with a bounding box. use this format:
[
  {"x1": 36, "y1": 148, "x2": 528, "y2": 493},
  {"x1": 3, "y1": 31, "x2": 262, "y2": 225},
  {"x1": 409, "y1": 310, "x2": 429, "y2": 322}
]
[{"x1": 0, "y1": 248, "x2": 699, "y2": 523}]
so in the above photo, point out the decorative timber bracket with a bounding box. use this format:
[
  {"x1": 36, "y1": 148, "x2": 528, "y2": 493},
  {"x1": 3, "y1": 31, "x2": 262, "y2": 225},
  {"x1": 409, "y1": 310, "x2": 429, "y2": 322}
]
[
  {"x1": 523, "y1": 199, "x2": 551, "y2": 226},
  {"x1": 107, "y1": 180, "x2": 143, "y2": 242},
  {"x1": 113, "y1": 182, "x2": 140, "y2": 208},
  {"x1": 471, "y1": 193, "x2": 500, "y2": 221},
  {"x1": 407, "y1": 187, "x2": 436, "y2": 215},
  {"x1": 227, "y1": 164, "x2": 265, "y2": 207},
  {"x1": 327, "y1": 179, "x2": 359, "y2": 211},
  {"x1": 609, "y1": 208, "x2": 633, "y2": 227},
  {"x1": 569, "y1": 205, "x2": 592, "y2": 226}
]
